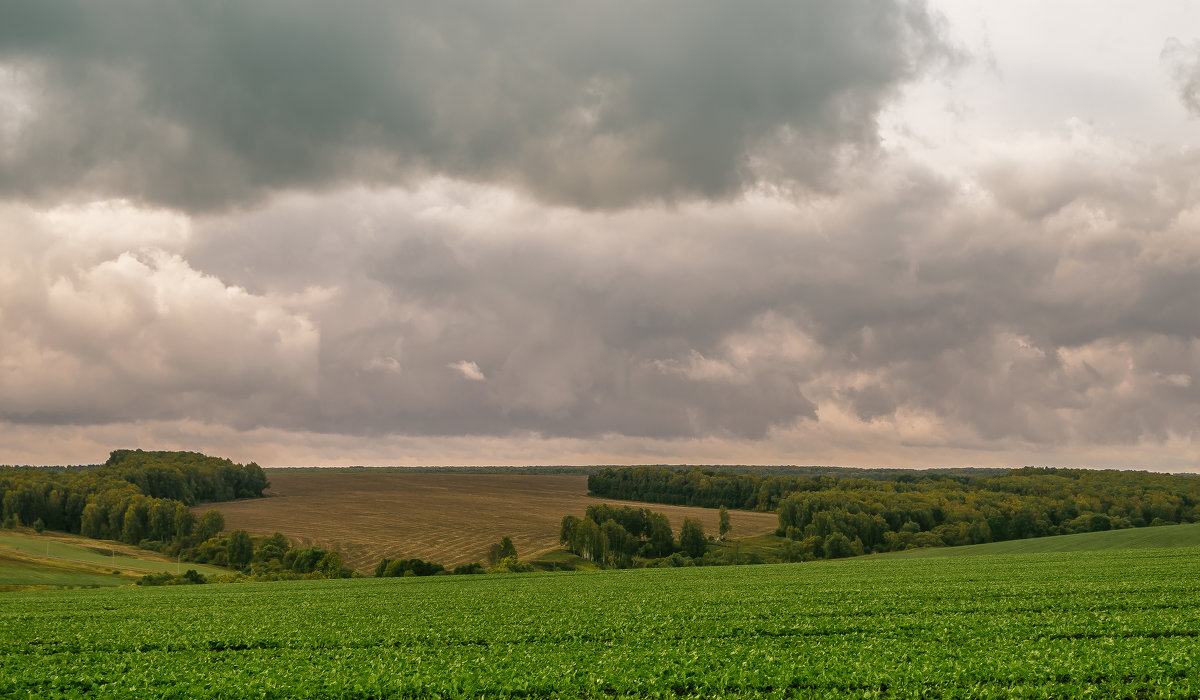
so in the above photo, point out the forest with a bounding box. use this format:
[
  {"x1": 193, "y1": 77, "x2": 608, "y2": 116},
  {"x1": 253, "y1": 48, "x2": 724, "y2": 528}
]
[
  {"x1": 0, "y1": 450, "x2": 354, "y2": 581},
  {"x1": 588, "y1": 466, "x2": 1200, "y2": 559}
]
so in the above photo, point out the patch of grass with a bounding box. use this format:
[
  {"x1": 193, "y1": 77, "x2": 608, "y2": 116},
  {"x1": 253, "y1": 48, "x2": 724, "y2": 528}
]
[
  {"x1": 528, "y1": 548, "x2": 597, "y2": 571},
  {"x1": 0, "y1": 551, "x2": 134, "y2": 589},
  {"x1": 0, "y1": 531, "x2": 228, "y2": 578},
  {"x1": 873, "y1": 522, "x2": 1200, "y2": 558}
]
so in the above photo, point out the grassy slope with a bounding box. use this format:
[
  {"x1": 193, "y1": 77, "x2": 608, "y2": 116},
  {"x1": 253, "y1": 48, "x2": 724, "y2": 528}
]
[
  {"x1": 0, "y1": 531, "x2": 229, "y2": 590},
  {"x1": 4, "y1": 546, "x2": 1199, "y2": 697},
  {"x1": 873, "y1": 521, "x2": 1200, "y2": 558}
]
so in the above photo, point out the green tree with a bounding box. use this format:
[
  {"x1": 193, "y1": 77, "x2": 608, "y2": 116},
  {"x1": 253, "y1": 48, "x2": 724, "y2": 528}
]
[
  {"x1": 600, "y1": 520, "x2": 634, "y2": 568},
  {"x1": 173, "y1": 503, "x2": 195, "y2": 540},
  {"x1": 315, "y1": 551, "x2": 344, "y2": 578},
  {"x1": 577, "y1": 517, "x2": 605, "y2": 562},
  {"x1": 646, "y1": 512, "x2": 674, "y2": 556},
  {"x1": 824, "y1": 532, "x2": 852, "y2": 559},
  {"x1": 254, "y1": 532, "x2": 290, "y2": 563},
  {"x1": 679, "y1": 517, "x2": 706, "y2": 558},
  {"x1": 559, "y1": 515, "x2": 581, "y2": 551},
  {"x1": 718, "y1": 505, "x2": 731, "y2": 539},
  {"x1": 121, "y1": 497, "x2": 150, "y2": 544},
  {"x1": 195, "y1": 509, "x2": 225, "y2": 542},
  {"x1": 227, "y1": 529, "x2": 253, "y2": 569},
  {"x1": 486, "y1": 535, "x2": 518, "y2": 567},
  {"x1": 80, "y1": 503, "x2": 105, "y2": 539}
]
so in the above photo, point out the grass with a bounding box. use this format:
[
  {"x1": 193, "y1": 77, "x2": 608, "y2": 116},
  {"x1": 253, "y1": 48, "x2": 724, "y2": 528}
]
[
  {"x1": 199, "y1": 472, "x2": 780, "y2": 572},
  {"x1": 0, "y1": 530, "x2": 230, "y2": 590},
  {"x1": 3, "y1": 545, "x2": 1198, "y2": 697},
  {"x1": 873, "y1": 521, "x2": 1200, "y2": 558},
  {"x1": 0, "y1": 550, "x2": 133, "y2": 590}
]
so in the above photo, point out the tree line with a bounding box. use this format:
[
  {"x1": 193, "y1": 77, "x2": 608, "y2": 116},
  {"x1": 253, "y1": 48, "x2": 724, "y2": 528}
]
[
  {"x1": 588, "y1": 466, "x2": 1200, "y2": 560},
  {"x1": 0, "y1": 450, "x2": 339, "y2": 578},
  {"x1": 137, "y1": 528, "x2": 356, "y2": 585}
]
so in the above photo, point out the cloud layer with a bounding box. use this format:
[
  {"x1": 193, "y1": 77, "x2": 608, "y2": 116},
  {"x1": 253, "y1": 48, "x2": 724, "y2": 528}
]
[
  {"x1": 0, "y1": 0, "x2": 947, "y2": 211},
  {"x1": 2, "y1": 2, "x2": 1199, "y2": 469}
]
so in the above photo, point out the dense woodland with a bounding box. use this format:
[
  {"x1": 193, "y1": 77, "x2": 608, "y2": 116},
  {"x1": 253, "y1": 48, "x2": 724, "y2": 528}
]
[
  {"x1": 589, "y1": 466, "x2": 1200, "y2": 560},
  {"x1": 0, "y1": 450, "x2": 354, "y2": 580}
]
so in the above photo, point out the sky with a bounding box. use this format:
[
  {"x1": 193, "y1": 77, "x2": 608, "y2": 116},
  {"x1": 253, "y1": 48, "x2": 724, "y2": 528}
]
[{"x1": 2, "y1": 1, "x2": 1200, "y2": 470}]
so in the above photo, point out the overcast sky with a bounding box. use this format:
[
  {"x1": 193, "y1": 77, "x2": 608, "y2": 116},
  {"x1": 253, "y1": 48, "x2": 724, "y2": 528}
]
[{"x1": 3, "y1": 1, "x2": 1200, "y2": 470}]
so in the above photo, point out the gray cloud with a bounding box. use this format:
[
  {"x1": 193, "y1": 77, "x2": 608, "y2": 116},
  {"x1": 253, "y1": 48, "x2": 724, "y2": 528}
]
[
  {"x1": 4, "y1": 136, "x2": 1200, "y2": 454},
  {"x1": 1163, "y1": 38, "x2": 1200, "y2": 116},
  {"x1": 146, "y1": 137, "x2": 1200, "y2": 449},
  {"x1": 0, "y1": 1, "x2": 950, "y2": 211}
]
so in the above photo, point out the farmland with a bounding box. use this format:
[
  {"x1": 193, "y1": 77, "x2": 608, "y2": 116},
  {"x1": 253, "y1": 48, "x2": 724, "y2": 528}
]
[
  {"x1": 199, "y1": 472, "x2": 780, "y2": 571},
  {"x1": 4, "y1": 544, "x2": 1199, "y2": 698}
]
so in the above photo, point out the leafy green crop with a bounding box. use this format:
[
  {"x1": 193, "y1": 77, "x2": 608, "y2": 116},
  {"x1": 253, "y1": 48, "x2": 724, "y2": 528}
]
[{"x1": 3, "y1": 547, "x2": 1199, "y2": 698}]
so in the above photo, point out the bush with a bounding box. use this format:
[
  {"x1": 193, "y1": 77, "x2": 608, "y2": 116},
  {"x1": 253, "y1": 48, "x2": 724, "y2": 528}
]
[
  {"x1": 452, "y1": 562, "x2": 486, "y2": 575},
  {"x1": 376, "y1": 557, "x2": 445, "y2": 578},
  {"x1": 489, "y1": 556, "x2": 533, "y2": 574}
]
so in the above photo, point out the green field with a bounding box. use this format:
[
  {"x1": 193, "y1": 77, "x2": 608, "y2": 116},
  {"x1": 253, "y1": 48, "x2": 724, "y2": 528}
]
[
  {"x1": 0, "y1": 550, "x2": 130, "y2": 589},
  {"x1": 875, "y1": 522, "x2": 1200, "y2": 558},
  {"x1": 4, "y1": 545, "x2": 1199, "y2": 698},
  {"x1": 0, "y1": 532, "x2": 230, "y2": 589}
]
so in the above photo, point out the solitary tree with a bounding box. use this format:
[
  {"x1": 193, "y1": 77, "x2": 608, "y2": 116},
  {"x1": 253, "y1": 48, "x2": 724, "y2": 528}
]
[{"x1": 718, "y1": 506, "x2": 731, "y2": 540}]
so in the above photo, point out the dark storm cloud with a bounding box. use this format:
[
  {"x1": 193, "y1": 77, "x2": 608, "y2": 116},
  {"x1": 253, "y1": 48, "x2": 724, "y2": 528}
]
[{"x1": 0, "y1": 1, "x2": 950, "y2": 211}]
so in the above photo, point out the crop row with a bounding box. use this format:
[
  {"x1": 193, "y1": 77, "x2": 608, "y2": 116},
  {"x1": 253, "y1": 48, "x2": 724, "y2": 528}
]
[{"x1": 2, "y1": 548, "x2": 1199, "y2": 698}]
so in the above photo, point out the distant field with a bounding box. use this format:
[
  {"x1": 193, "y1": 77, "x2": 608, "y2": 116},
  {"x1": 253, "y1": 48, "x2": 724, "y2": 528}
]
[
  {"x1": 0, "y1": 531, "x2": 229, "y2": 590},
  {"x1": 874, "y1": 522, "x2": 1200, "y2": 559},
  {"x1": 199, "y1": 472, "x2": 780, "y2": 571}
]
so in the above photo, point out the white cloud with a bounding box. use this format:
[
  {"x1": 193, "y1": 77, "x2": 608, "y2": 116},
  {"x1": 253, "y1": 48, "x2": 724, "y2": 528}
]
[{"x1": 448, "y1": 360, "x2": 486, "y2": 382}]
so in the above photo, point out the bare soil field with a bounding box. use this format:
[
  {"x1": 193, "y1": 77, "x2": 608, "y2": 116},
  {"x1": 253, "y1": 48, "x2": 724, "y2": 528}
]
[{"x1": 198, "y1": 472, "x2": 780, "y2": 572}]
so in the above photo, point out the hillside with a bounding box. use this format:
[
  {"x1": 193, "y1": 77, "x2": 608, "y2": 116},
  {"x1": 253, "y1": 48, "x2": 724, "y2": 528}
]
[
  {"x1": 0, "y1": 531, "x2": 230, "y2": 591},
  {"x1": 875, "y1": 521, "x2": 1200, "y2": 558},
  {"x1": 198, "y1": 471, "x2": 780, "y2": 571}
]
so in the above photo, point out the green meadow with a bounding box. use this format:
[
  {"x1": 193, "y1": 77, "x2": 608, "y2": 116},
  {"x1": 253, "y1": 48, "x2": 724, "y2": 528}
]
[{"x1": 4, "y1": 534, "x2": 1198, "y2": 698}]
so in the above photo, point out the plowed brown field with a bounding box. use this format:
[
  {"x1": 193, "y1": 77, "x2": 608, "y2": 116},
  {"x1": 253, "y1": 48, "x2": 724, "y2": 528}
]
[{"x1": 197, "y1": 472, "x2": 780, "y2": 572}]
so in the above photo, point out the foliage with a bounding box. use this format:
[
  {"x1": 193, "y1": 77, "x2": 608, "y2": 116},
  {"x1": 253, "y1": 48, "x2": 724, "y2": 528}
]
[
  {"x1": 485, "y1": 535, "x2": 517, "y2": 567},
  {"x1": 136, "y1": 569, "x2": 207, "y2": 586},
  {"x1": 589, "y1": 465, "x2": 1200, "y2": 560},
  {"x1": 375, "y1": 557, "x2": 445, "y2": 577},
  {"x1": 488, "y1": 556, "x2": 534, "y2": 574},
  {"x1": 0, "y1": 450, "x2": 268, "y2": 544},
  {"x1": 559, "y1": 505, "x2": 705, "y2": 568},
  {"x1": 679, "y1": 517, "x2": 707, "y2": 558},
  {"x1": 4, "y1": 546, "x2": 1199, "y2": 697}
]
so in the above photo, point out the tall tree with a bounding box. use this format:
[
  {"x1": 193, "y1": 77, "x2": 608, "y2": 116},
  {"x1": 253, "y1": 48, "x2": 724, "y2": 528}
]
[
  {"x1": 718, "y1": 506, "x2": 731, "y2": 539},
  {"x1": 679, "y1": 517, "x2": 707, "y2": 558},
  {"x1": 227, "y1": 529, "x2": 253, "y2": 569},
  {"x1": 195, "y1": 509, "x2": 225, "y2": 542}
]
